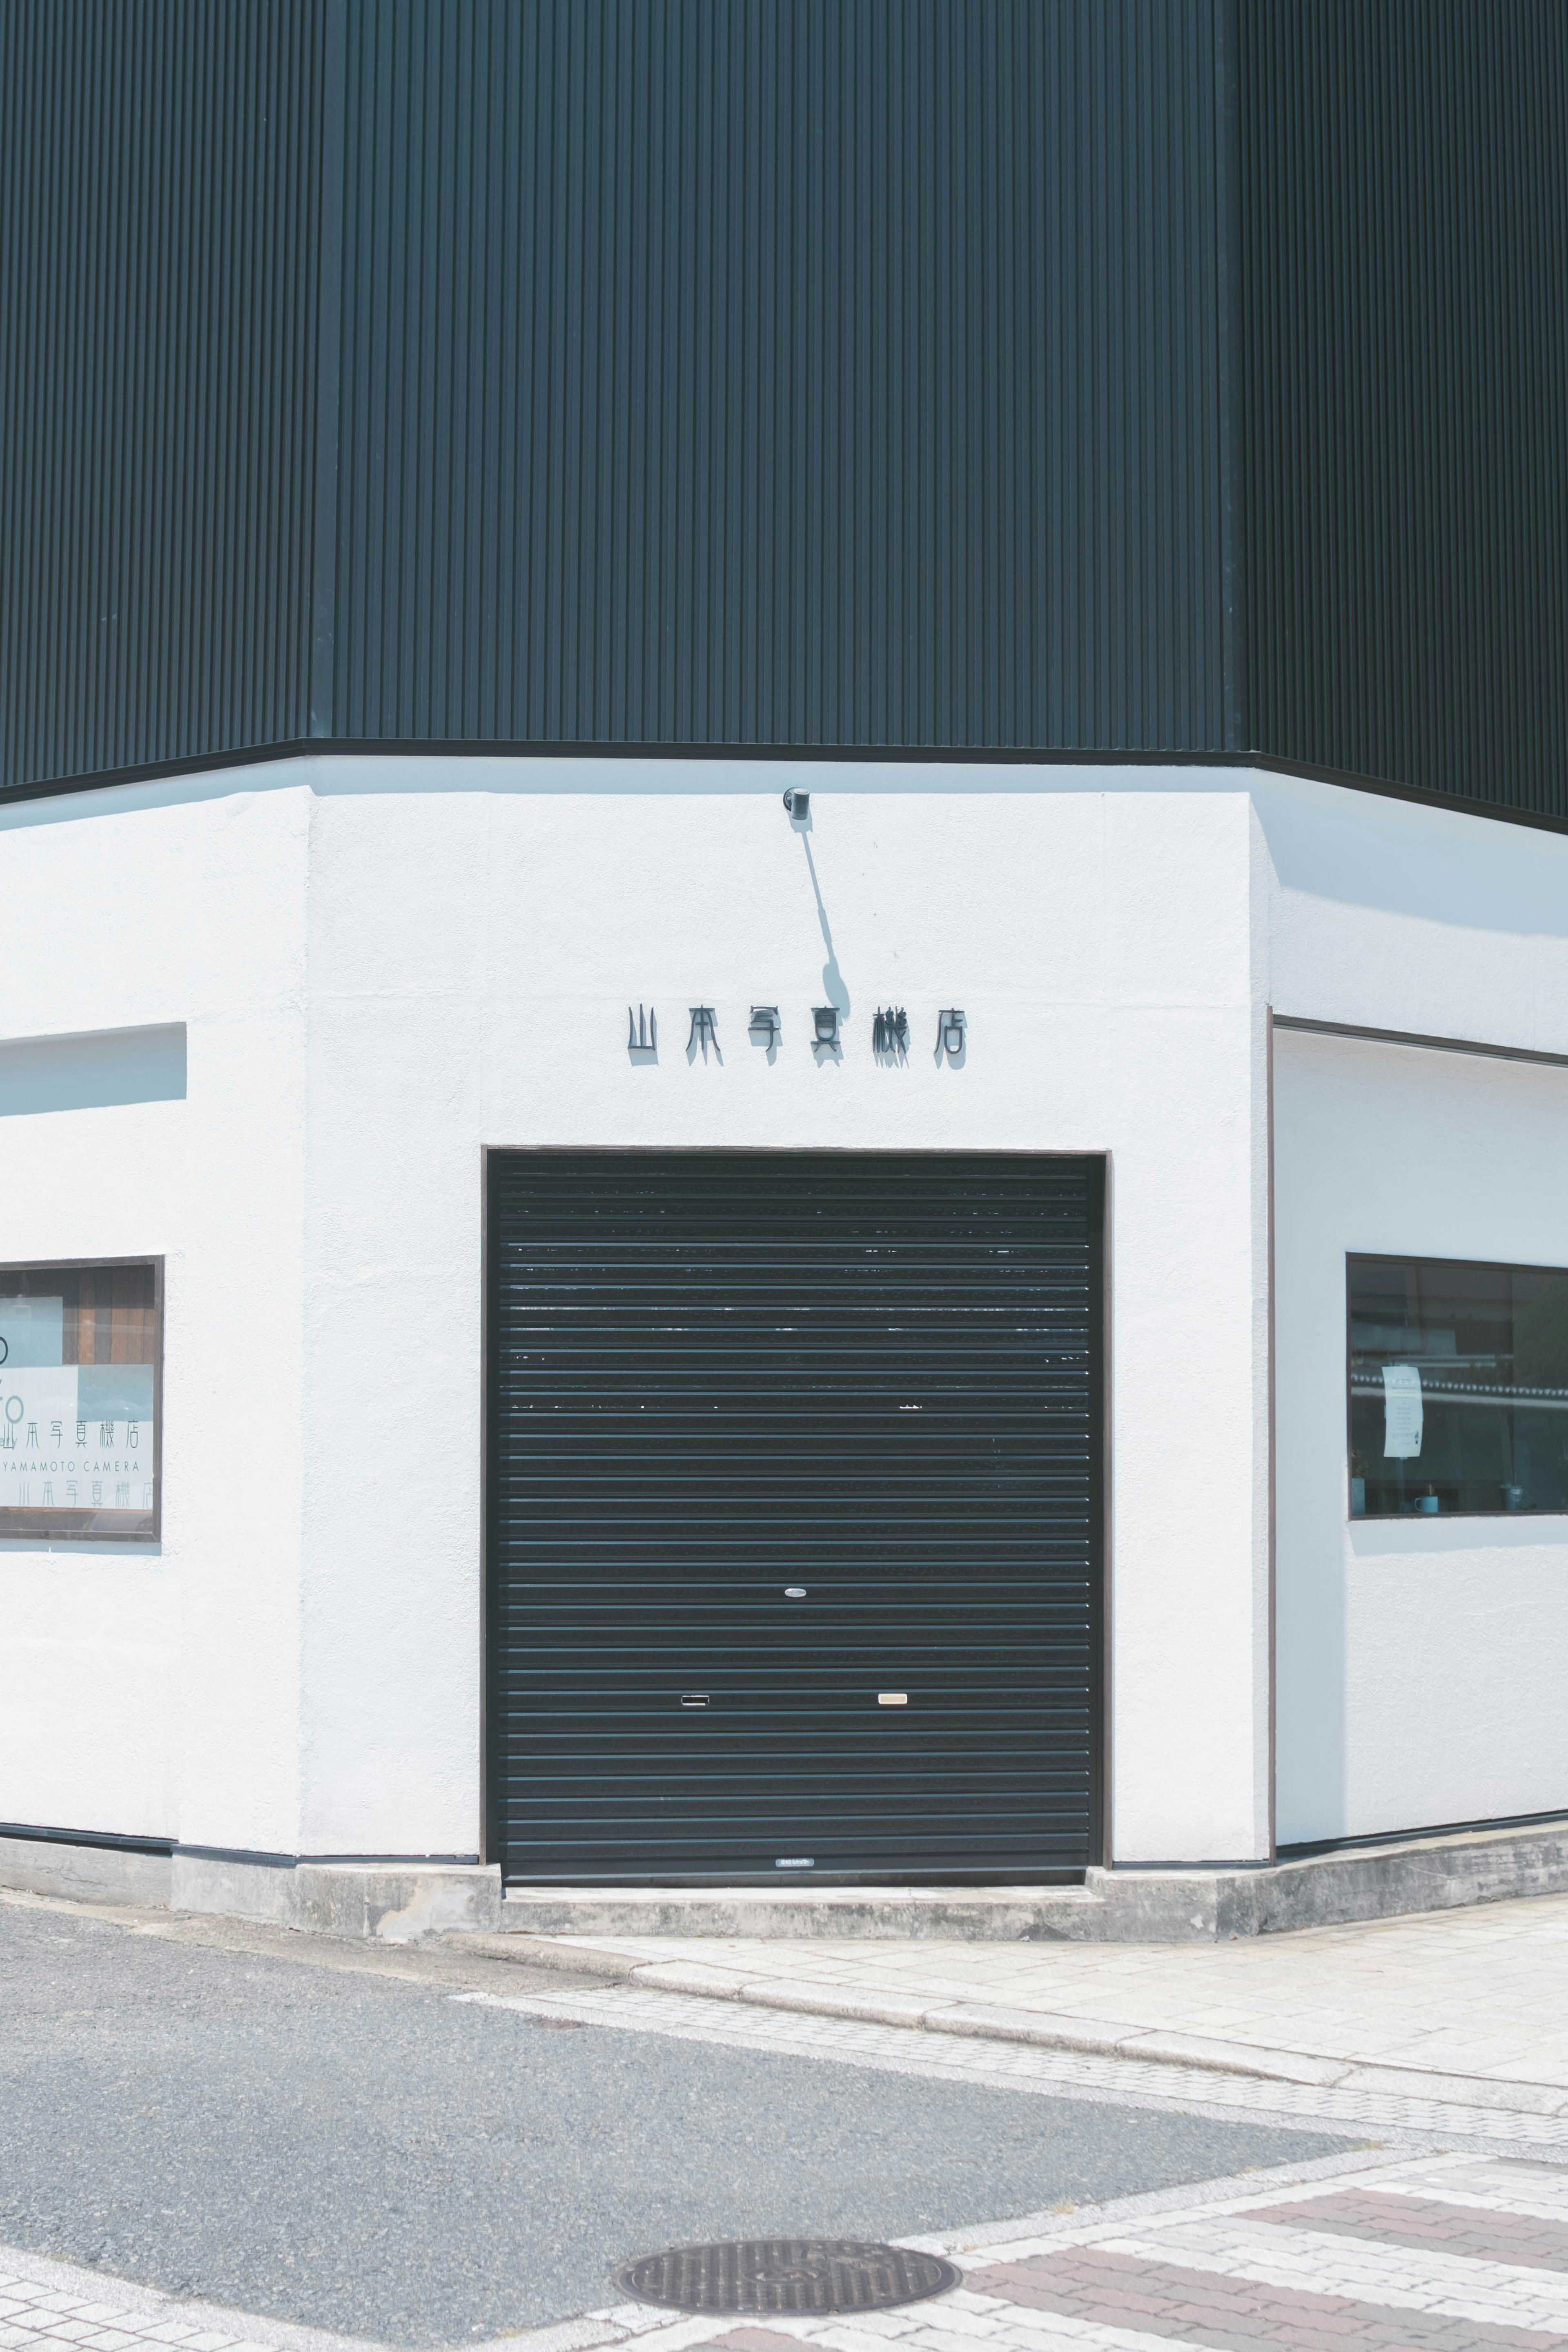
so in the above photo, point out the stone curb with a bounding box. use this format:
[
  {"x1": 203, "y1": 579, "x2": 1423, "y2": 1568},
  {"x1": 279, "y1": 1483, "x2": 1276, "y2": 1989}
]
[{"x1": 457, "y1": 1931, "x2": 1568, "y2": 2117}]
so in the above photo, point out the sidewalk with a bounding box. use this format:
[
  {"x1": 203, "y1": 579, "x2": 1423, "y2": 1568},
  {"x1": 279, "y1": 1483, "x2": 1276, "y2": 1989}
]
[{"x1": 493, "y1": 1888, "x2": 1568, "y2": 2117}]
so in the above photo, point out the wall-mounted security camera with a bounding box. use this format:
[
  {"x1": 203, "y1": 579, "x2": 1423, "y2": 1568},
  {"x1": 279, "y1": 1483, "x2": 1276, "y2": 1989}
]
[{"x1": 782, "y1": 788, "x2": 810, "y2": 821}]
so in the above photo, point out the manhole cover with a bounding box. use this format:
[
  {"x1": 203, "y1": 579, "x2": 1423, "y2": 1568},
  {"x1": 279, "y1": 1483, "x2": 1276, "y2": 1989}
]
[{"x1": 612, "y1": 2238, "x2": 961, "y2": 2314}]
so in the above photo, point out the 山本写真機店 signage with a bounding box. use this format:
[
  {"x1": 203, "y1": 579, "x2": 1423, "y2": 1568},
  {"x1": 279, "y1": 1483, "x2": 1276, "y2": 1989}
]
[{"x1": 627, "y1": 1005, "x2": 967, "y2": 1062}]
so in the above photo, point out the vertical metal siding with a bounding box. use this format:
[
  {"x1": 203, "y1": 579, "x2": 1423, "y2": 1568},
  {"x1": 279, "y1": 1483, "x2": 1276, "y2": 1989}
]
[
  {"x1": 7, "y1": 0, "x2": 1566, "y2": 826},
  {"x1": 332, "y1": 0, "x2": 1227, "y2": 752},
  {"x1": 0, "y1": 0, "x2": 326, "y2": 793},
  {"x1": 1240, "y1": 0, "x2": 1568, "y2": 820}
]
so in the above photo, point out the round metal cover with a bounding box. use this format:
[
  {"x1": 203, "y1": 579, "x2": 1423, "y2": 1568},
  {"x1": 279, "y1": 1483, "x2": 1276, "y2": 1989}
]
[{"x1": 613, "y1": 2238, "x2": 961, "y2": 2315}]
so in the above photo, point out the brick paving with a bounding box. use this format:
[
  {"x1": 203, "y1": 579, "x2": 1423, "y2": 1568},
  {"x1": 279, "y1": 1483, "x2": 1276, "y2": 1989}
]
[
  {"x1": 969, "y1": 2244, "x2": 1564, "y2": 2349},
  {"x1": 7, "y1": 2153, "x2": 1568, "y2": 2352},
  {"x1": 1091, "y1": 2218, "x2": 1568, "y2": 2332},
  {"x1": 1238, "y1": 2189, "x2": 1568, "y2": 2272},
  {"x1": 707, "y1": 2334, "x2": 812, "y2": 2352},
  {"x1": 0, "y1": 2274, "x2": 261, "y2": 2352},
  {"x1": 1398, "y1": 2165, "x2": 1568, "y2": 2226},
  {"x1": 940, "y1": 2156, "x2": 1568, "y2": 2352}
]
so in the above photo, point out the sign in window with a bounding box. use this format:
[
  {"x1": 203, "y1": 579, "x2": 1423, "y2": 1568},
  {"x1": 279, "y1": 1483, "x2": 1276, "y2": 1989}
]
[
  {"x1": 0, "y1": 1260, "x2": 161, "y2": 1540},
  {"x1": 1348, "y1": 1254, "x2": 1568, "y2": 1518}
]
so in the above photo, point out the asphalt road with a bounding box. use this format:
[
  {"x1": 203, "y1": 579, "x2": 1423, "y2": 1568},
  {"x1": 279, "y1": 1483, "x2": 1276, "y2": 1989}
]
[{"x1": 0, "y1": 1898, "x2": 1354, "y2": 2346}]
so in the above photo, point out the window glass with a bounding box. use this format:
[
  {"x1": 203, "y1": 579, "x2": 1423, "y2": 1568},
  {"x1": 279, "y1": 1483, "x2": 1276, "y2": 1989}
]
[
  {"x1": 0, "y1": 1261, "x2": 160, "y2": 1538},
  {"x1": 1348, "y1": 1255, "x2": 1568, "y2": 1518}
]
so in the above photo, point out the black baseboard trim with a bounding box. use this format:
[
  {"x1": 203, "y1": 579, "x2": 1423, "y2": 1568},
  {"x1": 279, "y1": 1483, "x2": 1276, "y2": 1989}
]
[
  {"x1": 12, "y1": 1810, "x2": 1561, "y2": 1882},
  {"x1": 0, "y1": 1819, "x2": 174, "y2": 1859},
  {"x1": 177, "y1": 1845, "x2": 483, "y2": 1868},
  {"x1": 1277, "y1": 1808, "x2": 1568, "y2": 1862},
  {"x1": 0, "y1": 1822, "x2": 481, "y2": 1869},
  {"x1": 1105, "y1": 1856, "x2": 1278, "y2": 1872}
]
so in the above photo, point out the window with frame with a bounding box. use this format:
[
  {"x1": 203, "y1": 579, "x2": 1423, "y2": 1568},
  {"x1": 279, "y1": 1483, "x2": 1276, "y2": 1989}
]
[
  {"x1": 1348, "y1": 1253, "x2": 1568, "y2": 1518},
  {"x1": 0, "y1": 1260, "x2": 161, "y2": 1539}
]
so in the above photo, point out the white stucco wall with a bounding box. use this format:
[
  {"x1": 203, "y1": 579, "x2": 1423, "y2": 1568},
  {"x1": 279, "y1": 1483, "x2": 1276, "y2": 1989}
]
[
  {"x1": 297, "y1": 763, "x2": 1270, "y2": 1863},
  {"x1": 1259, "y1": 772, "x2": 1568, "y2": 1056},
  {"x1": 1259, "y1": 772, "x2": 1568, "y2": 1846},
  {"x1": 4, "y1": 750, "x2": 1563, "y2": 1873},
  {"x1": 0, "y1": 781, "x2": 309, "y2": 1852},
  {"x1": 1272, "y1": 1029, "x2": 1568, "y2": 1845},
  {"x1": 0, "y1": 757, "x2": 1271, "y2": 1865}
]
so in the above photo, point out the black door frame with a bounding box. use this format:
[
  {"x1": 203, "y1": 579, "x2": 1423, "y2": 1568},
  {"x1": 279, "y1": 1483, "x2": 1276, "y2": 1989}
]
[{"x1": 480, "y1": 1146, "x2": 1109, "y2": 1882}]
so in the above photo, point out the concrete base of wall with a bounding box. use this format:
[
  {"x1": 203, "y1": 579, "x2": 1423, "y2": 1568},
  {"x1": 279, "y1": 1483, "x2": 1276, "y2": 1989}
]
[
  {"x1": 0, "y1": 1836, "x2": 501, "y2": 1940},
  {"x1": 0, "y1": 1833, "x2": 174, "y2": 1909},
  {"x1": 4, "y1": 1816, "x2": 1566, "y2": 1940},
  {"x1": 496, "y1": 1818, "x2": 1568, "y2": 1942},
  {"x1": 169, "y1": 1855, "x2": 504, "y2": 1939}
]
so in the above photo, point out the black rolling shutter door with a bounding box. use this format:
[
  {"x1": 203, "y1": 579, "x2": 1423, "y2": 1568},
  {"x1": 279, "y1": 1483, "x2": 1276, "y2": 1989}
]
[{"x1": 488, "y1": 1151, "x2": 1102, "y2": 1882}]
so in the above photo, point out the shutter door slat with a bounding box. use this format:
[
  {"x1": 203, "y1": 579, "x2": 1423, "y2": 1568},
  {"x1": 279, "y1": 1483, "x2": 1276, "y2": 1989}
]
[{"x1": 488, "y1": 1151, "x2": 1102, "y2": 1882}]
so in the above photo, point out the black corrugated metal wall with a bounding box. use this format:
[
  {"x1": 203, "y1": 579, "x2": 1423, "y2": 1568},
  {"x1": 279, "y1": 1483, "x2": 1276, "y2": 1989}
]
[
  {"x1": 0, "y1": 0, "x2": 1230, "y2": 788},
  {"x1": 0, "y1": 0, "x2": 327, "y2": 792},
  {"x1": 1238, "y1": 0, "x2": 1568, "y2": 825},
  {"x1": 3, "y1": 1, "x2": 1566, "y2": 818},
  {"x1": 331, "y1": 0, "x2": 1227, "y2": 752},
  {"x1": 488, "y1": 1153, "x2": 1103, "y2": 1881}
]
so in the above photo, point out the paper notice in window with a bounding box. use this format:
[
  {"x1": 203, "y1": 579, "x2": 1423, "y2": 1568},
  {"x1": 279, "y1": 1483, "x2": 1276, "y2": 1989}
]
[{"x1": 1382, "y1": 1363, "x2": 1423, "y2": 1458}]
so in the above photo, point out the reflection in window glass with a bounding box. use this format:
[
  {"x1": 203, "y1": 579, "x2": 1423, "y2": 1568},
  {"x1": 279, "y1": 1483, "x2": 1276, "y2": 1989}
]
[
  {"x1": 0, "y1": 1262, "x2": 160, "y2": 1538},
  {"x1": 1348, "y1": 1255, "x2": 1568, "y2": 1518}
]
